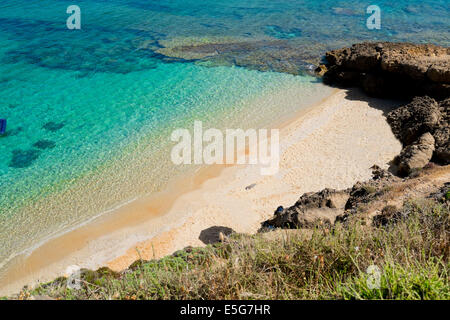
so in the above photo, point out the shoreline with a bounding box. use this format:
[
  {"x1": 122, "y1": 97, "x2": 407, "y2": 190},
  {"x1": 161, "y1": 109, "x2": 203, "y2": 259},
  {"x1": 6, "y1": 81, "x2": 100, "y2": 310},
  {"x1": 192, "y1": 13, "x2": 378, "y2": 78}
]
[{"x1": 0, "y1": 88, "x2": 403, "y2": 296}]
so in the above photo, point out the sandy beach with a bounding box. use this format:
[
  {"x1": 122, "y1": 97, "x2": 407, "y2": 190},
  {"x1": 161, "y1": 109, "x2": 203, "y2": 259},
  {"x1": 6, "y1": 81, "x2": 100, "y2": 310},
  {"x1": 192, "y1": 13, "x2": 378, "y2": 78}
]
[{"x1": 0, "y1": 88, "x2": 403, "y2": 296}]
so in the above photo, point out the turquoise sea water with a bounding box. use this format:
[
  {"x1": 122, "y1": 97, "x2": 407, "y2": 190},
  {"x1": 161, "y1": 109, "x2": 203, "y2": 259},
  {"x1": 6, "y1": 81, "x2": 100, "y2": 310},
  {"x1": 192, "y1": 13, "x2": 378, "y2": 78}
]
[{"x1": 0, "y1": 1, "x2": 449, "y2": 273}]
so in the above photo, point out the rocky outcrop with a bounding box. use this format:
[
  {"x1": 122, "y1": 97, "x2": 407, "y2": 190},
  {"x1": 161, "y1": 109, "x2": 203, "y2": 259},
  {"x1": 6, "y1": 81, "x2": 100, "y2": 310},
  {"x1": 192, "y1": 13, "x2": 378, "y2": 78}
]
[
  {"x1": 341, "y1": 166, "x2": 400, "y2": 215},
  {"x1": 434, "y1": 98, "x2": 450, "y2": 162},
  {"x1": 321, "y1": 42, "x2": 449, "y2": 171},
  {"x1": 387, "y1": 96, "x2": 449, "y2": 168},
  {"x1": 428, "y1": 182, "x2": 450, "y2": 203},
  {"x1": 262, "y1": 164, "x2": 449, "y2": 231},
  {"x1": 387, "y1": 96, "x2": 441, "y2": 144},
  {"x1": 320, "y1": 42, "x2": 450, "y2": 99},
  {"x1": 372, "y1": 205, "x2": 403, "y2": 227},
  {"x1": 263, "y1": 42, "x2": 450, "y2": 230},
  {"x1": 261, "y1": 189, "x2": 349, "y2": 229},
  {"x1": 262, "y1": 166, "x2": 401, "y2": 229},
  {"x1": 397, "y1": 133, "x2": 435, "y2": 176}
]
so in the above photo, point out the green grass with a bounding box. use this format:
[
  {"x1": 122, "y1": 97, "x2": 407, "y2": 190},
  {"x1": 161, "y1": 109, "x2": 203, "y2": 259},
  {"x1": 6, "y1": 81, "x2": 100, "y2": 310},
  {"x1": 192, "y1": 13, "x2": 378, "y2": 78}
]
[{"x1": 15, "y1": 198, "x2": 449, "y2": 300}]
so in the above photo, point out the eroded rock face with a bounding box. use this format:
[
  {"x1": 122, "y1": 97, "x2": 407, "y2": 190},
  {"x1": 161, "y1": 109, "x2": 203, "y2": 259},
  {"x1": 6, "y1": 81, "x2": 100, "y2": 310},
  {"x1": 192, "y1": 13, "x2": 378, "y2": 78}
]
[
  {"x1": 387, "y1": 96, "x2": 449, "y2": 166},
  {"x1": 344, "y1": 166, "x2": 400, "y2": 213},
  {"x1": 397, "y1": 133, "x2": 436, "y2": 176},
  {"x1": 321, "y1": 42, "x2": 450, "y2": 99},
  {"x1": 262, "y1": 189, "x2": 349, "y2": 229},
  {"x1": 387, "y1": 96, "x2": 441, "y2": 145},
  {"x1": 261, "y1": 167, "x2": 401, "y2": 230},
  {"x1": 435, "y1": 98, "x2": 450, "y2": 163}
]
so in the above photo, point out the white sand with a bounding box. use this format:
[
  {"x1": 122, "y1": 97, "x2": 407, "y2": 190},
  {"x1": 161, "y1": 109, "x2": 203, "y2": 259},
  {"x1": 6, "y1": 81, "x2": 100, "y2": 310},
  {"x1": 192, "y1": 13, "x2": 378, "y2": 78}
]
[
  {"x1": 106, "y1": 88, "x2": 403, "y2": 270},
  {"x1": 0, "y1": 88, "x2": 403, "y2": 296}
]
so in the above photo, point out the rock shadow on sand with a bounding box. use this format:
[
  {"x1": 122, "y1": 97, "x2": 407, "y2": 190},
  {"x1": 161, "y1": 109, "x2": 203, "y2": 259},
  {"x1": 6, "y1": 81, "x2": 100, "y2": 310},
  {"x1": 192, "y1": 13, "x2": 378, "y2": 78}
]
[{"x1": 199, "y1": 226, "x2": 235, "y2": 245}]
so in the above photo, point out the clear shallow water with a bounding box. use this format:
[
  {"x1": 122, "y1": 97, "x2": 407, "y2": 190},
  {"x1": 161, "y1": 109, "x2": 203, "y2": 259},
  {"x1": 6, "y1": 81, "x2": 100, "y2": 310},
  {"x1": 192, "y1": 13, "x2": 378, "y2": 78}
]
[{"x1": 0, "y1": 1, "x2": 449, "y2": 271}]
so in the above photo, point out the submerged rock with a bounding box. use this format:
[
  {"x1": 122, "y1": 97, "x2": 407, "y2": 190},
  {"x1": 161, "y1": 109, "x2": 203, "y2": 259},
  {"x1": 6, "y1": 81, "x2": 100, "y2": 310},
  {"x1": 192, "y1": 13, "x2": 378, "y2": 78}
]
[
  {"x1": 9, "y1": 149, "x2": 41, "y2": 168},
  {"x1": 33, "y1": 139, "x2": 56, "y2": 150},
  {"x1": 42, "y1": 121, "x2": 65, "y2": 132},
  {"x1": 156, "y1": 36, "x2": 324, "y2": 75}
]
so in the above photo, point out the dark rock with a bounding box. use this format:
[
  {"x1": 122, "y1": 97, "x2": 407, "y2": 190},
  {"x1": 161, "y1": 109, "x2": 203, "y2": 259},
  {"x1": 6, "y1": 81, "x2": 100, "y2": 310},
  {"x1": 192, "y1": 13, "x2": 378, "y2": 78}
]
[
  {"x1": 345, "y1": 167, "x2": 399, "y2": 212},
  {"x1": 428, "y1": 64, "x2": 450, "y2": 83},
  {"x1": 262, "y1": 189, "x2": 349, "y2": 229},
  {"x1": 371, "y1": 165, "x2": 392, "y2": 180},
  {"x1": 428, "y1": 182, "x2": 450, "y2": 203},
  {"x1": 321, "y1": 42, "x2": 450, "y2": 99},
  {"x1": 315, "y1": 64, "x2": 327, "y2": 76},
  {"x1": 361, "y1": 73, "x2": 387, "y2": 96},
  {"x1": 387, "y1": 96, "x2": 441, "y2": 145},
  {"x1": 373, "y1": 205, "x2": 403, "y2": 227},
  {"x1": 434, "y1": 98, "x2": 450, "y2": 163},
  {"x1": 434, "y1": 127, "x2": 450, "y2": 163},
  {"x1": 326, "y1": 43, "x2": 381, "y2": 72},
  {"x1": 387, "y1": 96, "x2": 449, "y2": 166},
  {"x1": 344, "y1": 182, "x2": 377, "y2": 211},
  {"x1": 245, "y1": 183, "x2": 257, "y2": 190},
  {"x1": 262, "y1": 166, "x2": 402, "y2": 230}
]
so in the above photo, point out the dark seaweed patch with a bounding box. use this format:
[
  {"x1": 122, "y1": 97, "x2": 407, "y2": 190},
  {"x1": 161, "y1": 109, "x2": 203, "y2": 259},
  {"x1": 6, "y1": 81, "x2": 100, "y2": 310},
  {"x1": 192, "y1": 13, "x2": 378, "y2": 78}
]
[
  {"x1": 33, "y1": 139, "x2": 56, "y2": 150},
  {"x1": 42, "y1": 122, "x2": 65, "y2": 132},
  {"x1": 9, "y1": 149, "x2": 41, "y2": 168},
  {"x1": 0, "y1": 126, "x2": 23, "y2": 138}
]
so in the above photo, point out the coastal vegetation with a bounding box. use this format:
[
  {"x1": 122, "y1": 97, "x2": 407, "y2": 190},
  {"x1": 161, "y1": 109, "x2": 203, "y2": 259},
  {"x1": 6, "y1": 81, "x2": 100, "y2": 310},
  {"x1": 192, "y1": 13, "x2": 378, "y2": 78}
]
[{"x1": 12, "y1": 166, "x2": 449, "y2": 300}]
